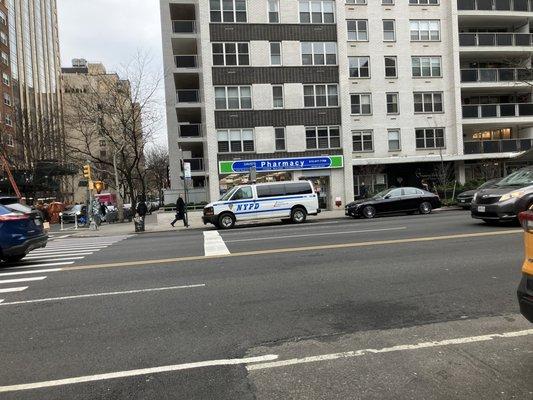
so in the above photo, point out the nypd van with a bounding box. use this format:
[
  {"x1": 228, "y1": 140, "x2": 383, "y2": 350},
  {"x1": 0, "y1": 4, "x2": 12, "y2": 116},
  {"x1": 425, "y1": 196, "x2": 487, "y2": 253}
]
[{"x1": 202, "y1": 181, "x2": 320, "y2": 229}]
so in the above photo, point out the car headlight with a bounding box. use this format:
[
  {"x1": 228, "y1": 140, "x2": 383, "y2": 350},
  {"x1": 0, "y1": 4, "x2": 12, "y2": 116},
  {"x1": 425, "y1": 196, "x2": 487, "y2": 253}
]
[
  {"x1": 59, "y1": 212, "x2": 63, "y2": 216},
  {"x1": 499, "y1": 191, "x2": 525, "y2": 202}
]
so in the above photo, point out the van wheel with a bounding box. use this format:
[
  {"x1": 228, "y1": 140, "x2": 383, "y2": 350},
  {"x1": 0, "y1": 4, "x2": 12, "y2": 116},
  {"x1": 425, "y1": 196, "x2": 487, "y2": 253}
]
[
  {"x1": 362, "y1": 206, "x2": 376, "y2": 219},
  {"x1": 218, "y1": 213, "x2": 235, "y2": 229},
  {"x1": 291, "y1": 207, "x2": 307, "y2": 224},
  {"x1": 419, "y1": 202, "x2": 432, "y2": 215}
]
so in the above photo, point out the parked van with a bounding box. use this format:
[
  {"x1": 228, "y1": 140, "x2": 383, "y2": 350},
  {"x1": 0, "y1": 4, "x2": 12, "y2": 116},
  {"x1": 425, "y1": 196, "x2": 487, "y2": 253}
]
[{"x1": 202, "y1": 181, "x2": 320, "y2": 229}]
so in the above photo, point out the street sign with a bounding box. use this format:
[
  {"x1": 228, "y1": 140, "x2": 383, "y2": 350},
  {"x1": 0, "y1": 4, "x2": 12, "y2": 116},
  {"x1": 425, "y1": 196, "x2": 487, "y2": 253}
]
[
  {"x1": 183, "y1": 162, "x2": 192, "y2": 179},
  {"x1": 219, "y1": 156, "x2": 344, "y2": 174}
]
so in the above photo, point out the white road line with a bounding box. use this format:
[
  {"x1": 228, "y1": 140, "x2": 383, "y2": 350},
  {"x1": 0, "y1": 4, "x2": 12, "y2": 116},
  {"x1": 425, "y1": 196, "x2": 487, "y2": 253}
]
[
  {"x1": 21, "y1": 257, "x2": 85, "y2": 262},
  {"x1": 0, "y1": 284, "x2": 207, "y2": 306},
  {"x1": 0, "y1": 276, "x2": 47, "y2": 284},
  {"x1": 8, "y1": 261, "x2": 74, "y2": 270},
  {"x1": 31, "y1": 245, "x2": 108, "y2": 252},
  {"x1": 247, "y1": 329, "x2": 533, "y2": 371},
  {"x1": 0, "y1": 268, "x2": 62, "y2": 277},
  {"x1": 0, "y1": 354, "x2": 278, "y2": 394},
  {"x1": 203, "y1": 231, "x2": 230, "y2": 256},
  {"x1": 0, "y1": 286, "x2": 28, "y2": 293},
  {"x1": 0, "y1": 299, "x2": 3, "y2": 304},
  {"x1": 29, "y1": 249, "x2": 99, "y2": 255},
  {"x1": 24, "y1": 253, "x2": 93, "y2": 260},
  {"x1": 225, "y1": 227, "x2": 407, "y2": 243}
]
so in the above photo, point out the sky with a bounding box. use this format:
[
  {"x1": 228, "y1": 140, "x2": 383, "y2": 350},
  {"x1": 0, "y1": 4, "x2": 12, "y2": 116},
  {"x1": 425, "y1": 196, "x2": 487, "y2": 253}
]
[{"x1": 57, "y1": 0, "x2": 167, "y2": 147}]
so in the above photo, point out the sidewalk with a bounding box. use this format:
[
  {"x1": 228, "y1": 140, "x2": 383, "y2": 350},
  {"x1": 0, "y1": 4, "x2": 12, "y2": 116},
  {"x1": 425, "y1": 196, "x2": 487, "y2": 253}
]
[{"x1": 54, "y1": 206, "x2": 461, "y2": 237}]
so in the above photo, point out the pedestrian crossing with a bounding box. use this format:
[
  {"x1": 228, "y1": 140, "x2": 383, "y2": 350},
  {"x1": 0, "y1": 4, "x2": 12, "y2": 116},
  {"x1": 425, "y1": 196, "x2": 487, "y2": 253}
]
[{"x1": 0, "y1": 235, "x2": 130, "y2": 304}]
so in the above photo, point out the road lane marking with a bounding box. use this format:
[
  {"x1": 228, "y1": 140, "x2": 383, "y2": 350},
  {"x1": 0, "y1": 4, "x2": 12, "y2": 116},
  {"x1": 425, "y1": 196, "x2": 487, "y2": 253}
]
[
  {"x1": 0, "y1": 268, "x2": 63, "y2": 276},
  {"x1": 0, "y1": 354, "x2": 278, "y2": 394},
  {"x1": 0, "y1": 284, "x2": 207, "y2": 306},
  {"x1": 24, "y1": 253, "x2": 92, "y2": 260},
  {"x1": 0, "y1": 276, "x2": 46, "y2": 284},
  {"x1": 28, "y1": 249, "x2": 98, "y2": 255},
  {"x1": 0, "y1": 286, "x2": 28, "y2": 293},
  {"x1": 8, "y1": 261, "x2": 74, "y2": 270},
  {"x1": 64, "y1": 229, "x2": 522, "y2": 273},
  {"x1": 0, "y1": 299, "x2": 3, "y2": 303},
  {"x1": 225, "y1": 227, "x2": 407, "y2": 243},
  {"x1": 21, "y1": 257, "x2": 85, "y2": 262},
  {"x1": 247, "y1": 329, "x2": 533, "y2": 371},
  {"x1": 203, "y1": 231, "x2": 230, "y2": 256}
]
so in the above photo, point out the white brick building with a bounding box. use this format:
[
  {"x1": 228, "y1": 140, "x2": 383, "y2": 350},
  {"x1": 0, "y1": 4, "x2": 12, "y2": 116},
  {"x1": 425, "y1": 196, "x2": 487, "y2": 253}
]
[{"x1": 160, "y1": 0, "x2": 533, "y2": 208}]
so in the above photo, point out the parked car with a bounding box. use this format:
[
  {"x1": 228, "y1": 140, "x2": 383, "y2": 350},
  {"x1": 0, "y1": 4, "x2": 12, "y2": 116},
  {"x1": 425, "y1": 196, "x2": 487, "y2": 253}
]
[
  {"x1": 456, "y1": 179, "x2": 500, "y2": 209},
  {"x1": 59, "y1": 204, "x2": 87, "y2": 224},
  {"x1": 345, "y1": 187, "x2": 441, "y2": 219},
  {"x1": 517, "y1": 210, "x2": 533, "y2": 322},
  {"x1": 0, "y1": 201, "x2": 47, "y2": 263},
  {"x1": 471, "y1": 166, "x2": 533, "y2": 223}
]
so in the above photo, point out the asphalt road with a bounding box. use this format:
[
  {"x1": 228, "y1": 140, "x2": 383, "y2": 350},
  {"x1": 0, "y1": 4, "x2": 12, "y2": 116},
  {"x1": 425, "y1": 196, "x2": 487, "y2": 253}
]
[{"x1": 0, "y1": 210, "x2": 531, "y2": 399}]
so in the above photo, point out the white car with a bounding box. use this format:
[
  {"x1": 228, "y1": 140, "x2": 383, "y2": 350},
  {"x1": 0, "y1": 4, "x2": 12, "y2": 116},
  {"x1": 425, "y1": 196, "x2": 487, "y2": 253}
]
[{"x1": 202, "y1": 181, "x2": 320, "y2": 229}]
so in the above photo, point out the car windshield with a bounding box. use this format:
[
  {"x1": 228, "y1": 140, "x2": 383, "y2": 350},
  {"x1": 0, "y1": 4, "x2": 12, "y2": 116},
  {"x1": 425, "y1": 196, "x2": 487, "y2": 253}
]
[
  {"x1": 479, "y1": 179, "x2": 499, "y2": 189},
  {"x1": 219, "y1": 187, "x2": 238, "y2": 201},
  {"x1": 66, "y1": 205, "x2": 83, "y2": 212},
  {"x1": 372, "y1": 189, "x2": 392, "y2": 199},
  {"x1": 496, "y1": 169, "x2": 533, "y2": 187}
]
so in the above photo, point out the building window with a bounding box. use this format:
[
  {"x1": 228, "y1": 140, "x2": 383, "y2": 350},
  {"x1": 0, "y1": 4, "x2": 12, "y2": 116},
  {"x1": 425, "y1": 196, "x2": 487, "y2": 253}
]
[
  {"x1": 268, "y1": 0, "x2": 279, "y2": 23},
  {"x1": 270, "y1": 42, "x2": 282, "y2": 65},
  {"x1": 414, "y1": 92, "x2": 443, "y2": 113},
  {"x1": 299, "y1": 1, "x2": 335, "y2": 24},
  {"x1": 215, "y1": 86, "x2": 252, "y2": 110},
  {"x1": 383, "y1": 20, "x2": 396, "y2": 42},
  {"x1": 346, "y1": 0, "x2": 367, "y2": 4},
  {"x1": 2, "y1": 73, "x2": 9, "y2": 86},
  {"x1": 0, "y1": 32, "x2": 7, "y2": 46},
  {"x1": 349, "y1": 56, "x2": 370, "y2": 78},
  {"x1": 352, "y1": 130, "x2": 373, "y2": 152},
  {"x1": 210, "y1": 0, "x2": 247, "y2": 23},
  {"x1": 412, "y1": 56, "x2": 441, "y2": 77},
  {"x1": 1, "y1": 52, "x2": 8, "y2": 66},
  {"x1": 415, "y1": 128, "x2": 445, "y2": 149},
  {"x1": 350, "y1": 94, "x2": 372, "y2": 115},
  {"x1": 3, "y1": 93, "x2": 11, "y2": 107},
  {"x1": 0, "y1": 11, "x2": 6, "y2": 26},
  {"x1": 303, "y1": 84, "x2": 338, "y2": 107},
  {"x1": 382, "y1": 0, "x2": 394, "y2": 4},
  {"x1": 347, "y1": 20, "x2": 368, "y2": 41},
  {"x1": 384, "y1": 56, "x2": 397, "y2": 78},
  {"x1": 4, "y1": 115, "x2": 12, "y2": 127},
  {"x1": 410, "y1": 20, "x2": 440, "y2": 41},
  {"x1": 301, "y1": 42, "x2": 337, "y2": 65},
  {"x1": 217, "y1": 129, "x2": 255, "y2": 153},
  {"x1": 212, "y1": 42, "x2": 249, "y2": 66},
  {"x1": 3, "y1": 133, "x2": 13, "y2": 147},
  {"x1": 273, "y1": 85, "x2": 284, "y2": 108},
  {"x1": 275, "y1": 127, "x2": 286, "y2": 151},
  {"x1": 305, "y1": 126, "x2": 341, "y2": 149},
  {"x1": 410, "y1": 0, "x2": 439, "y2": 4},
  {"x1": 386, "y1": 93, "x2": 399, "y2": 114},
  {"x1": 388, "y1": 129, "x2": 401, "y2": 151}
]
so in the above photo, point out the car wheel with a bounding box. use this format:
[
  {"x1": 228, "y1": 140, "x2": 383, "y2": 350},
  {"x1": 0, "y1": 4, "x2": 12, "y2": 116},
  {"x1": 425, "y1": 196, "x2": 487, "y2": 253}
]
[
  {"x1": 218, "y1": 213, "x2": 235, "y2": 229},
  {"x1": 362, "y1": 205, "x2": 376, "y2": 219},
  {"x1": 291, "y1": 207, "x2": 307, "y2": 224},
  {"x1": 4, "y1": 254, "x2": 25, "y2": 263},
  {"x1": 419, "y1": 202, "x2": 432, "y2": 215}
]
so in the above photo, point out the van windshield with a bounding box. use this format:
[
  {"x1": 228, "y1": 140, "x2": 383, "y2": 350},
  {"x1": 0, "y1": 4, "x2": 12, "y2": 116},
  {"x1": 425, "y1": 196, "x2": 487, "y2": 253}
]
[
  {"x1": 496, "y1": 169, "x2": 533, "y2": 188},
  {"x1": 219, "y1": 187, "x2": 237, "y2": 201}
]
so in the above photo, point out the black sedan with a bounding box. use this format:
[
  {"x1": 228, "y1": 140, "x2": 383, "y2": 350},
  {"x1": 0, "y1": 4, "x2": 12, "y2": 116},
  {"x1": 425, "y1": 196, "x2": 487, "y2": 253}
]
[
  {"x1": 346, "y1": 187, "x2": 441, "y2": 219},
  {"x1": 456, "y1": 179, "x2": 500, "y2": 209}
]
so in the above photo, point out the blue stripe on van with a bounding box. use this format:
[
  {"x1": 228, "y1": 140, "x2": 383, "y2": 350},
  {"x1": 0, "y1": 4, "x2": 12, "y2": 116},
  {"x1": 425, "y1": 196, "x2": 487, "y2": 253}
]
[
  {"x1": 235, "y1": 208, "x2": 292, "y2": 216},
  {"x1": 219, "y1": 195, "x2": 313, "y2": 206}
]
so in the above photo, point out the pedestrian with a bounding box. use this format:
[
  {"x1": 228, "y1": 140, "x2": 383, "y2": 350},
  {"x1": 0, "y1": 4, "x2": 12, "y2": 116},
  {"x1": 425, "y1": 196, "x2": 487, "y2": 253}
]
[
  {"x1": 136, "y1": 198, "x2": 148, "y2": 220},
  {"x1": 421, "y1": 179, "x2": 429, "y2": 192},
  {"x1": 171, "y1": 194, "x2": 189, "y2": 227},
  {"x1": 360, "y1": 182, "x2": 368, "y2": 199},
  {"x1": 99, "y1": 202, "x2": 107, "y2": 221}
]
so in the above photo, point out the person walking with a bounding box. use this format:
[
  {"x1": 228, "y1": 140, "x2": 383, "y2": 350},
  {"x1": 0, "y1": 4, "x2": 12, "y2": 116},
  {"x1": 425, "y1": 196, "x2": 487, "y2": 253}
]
[
  {"x1": 360, "y1": 182, "x2": 368, "y2": 199},
  {"x1": 136, "y1": 198, "x2": 148, "y2": 232},
  {"x1": 171, "y1": 194, "x2": 189, "y2": 227}
]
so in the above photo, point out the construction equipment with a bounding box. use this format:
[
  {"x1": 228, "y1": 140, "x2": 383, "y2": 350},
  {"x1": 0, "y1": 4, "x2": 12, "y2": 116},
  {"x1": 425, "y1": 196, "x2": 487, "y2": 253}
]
[{"x1": 0, "y1": 153, "x2": 22, "y2": 199}]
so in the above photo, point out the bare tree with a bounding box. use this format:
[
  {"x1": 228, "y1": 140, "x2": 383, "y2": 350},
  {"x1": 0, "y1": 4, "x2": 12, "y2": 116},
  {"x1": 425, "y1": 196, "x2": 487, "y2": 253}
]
[{"x1": 145, "y1": 144, "x2": 169, "y2": 205}]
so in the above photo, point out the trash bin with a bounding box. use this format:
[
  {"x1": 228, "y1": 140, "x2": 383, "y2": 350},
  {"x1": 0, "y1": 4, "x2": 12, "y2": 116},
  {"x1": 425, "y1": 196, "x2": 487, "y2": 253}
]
[{"x1": 134, "y1": 216, "x2": 145, "y2": 232}]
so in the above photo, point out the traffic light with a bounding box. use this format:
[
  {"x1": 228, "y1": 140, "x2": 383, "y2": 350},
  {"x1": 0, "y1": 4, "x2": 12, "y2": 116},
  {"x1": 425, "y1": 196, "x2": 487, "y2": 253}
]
[
  {"x1": 94, "y1": 181, "x2": 105, "y2": 194},
  {"x1": 83, "y1": 164, "x2": 92, "y2": 180}
]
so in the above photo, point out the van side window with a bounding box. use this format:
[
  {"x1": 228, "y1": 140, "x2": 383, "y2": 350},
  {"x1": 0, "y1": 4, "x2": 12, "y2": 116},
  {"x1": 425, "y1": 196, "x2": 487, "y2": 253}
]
[
  {"x1": 256, "y1": 186, "x2": 271, "y2": 198},
  {"x1": 269, "y1": 184, "x2": 286, "y2": 197},
  {"x1": 232, "y1": 186, "x2": 253, "y2": 200},
  {"x1": 287, "y1": 183, "x2": 312, "y2": 195}
]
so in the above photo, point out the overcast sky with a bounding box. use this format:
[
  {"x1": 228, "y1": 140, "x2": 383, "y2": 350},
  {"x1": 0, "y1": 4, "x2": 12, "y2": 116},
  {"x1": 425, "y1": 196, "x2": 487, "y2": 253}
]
[{"x1": 57, "y1": 0, "x2": 167, "y2": 146}]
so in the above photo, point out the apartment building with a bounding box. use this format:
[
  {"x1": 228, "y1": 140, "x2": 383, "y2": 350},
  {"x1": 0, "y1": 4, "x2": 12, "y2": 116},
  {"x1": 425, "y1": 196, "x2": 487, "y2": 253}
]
[
  {"x1": 160, "y1": 0, "x2": 533, "y2": 208},
  {"x1": 0, "y1": 0, "x2": 14, "y2": 152}
]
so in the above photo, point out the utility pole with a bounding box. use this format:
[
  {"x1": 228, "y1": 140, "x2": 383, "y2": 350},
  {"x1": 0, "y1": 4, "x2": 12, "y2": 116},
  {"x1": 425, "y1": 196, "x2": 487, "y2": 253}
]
[{"x1": 114, "y1": 144, "x2": 125, "y2": 222}]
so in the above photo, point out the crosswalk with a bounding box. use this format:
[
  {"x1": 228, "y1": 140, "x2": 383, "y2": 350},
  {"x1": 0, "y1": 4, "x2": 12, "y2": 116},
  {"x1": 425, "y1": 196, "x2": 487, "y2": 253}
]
[{"x1": 0, "y1": 235, "x2": 130, "y2": 304}]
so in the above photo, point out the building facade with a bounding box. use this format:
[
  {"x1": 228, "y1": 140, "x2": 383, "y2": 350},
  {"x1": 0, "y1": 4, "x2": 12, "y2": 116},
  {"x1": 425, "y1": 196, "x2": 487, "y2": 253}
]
[
  {"x1": 0, "y1": 0, "x2": 14, "y2": 152},
  {"x1": 160, "y1": 0, "x2": 533, "y2": 208}
]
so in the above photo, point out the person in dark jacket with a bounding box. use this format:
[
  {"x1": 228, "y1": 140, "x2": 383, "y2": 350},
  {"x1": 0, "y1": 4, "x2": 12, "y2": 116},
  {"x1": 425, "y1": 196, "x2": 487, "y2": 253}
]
[
  {"x1": 136, "y1": 200, "x2": 148, "y2": 218},
  {"x1": 171, "y1": 195, "x2": 188, "y2": 227}
]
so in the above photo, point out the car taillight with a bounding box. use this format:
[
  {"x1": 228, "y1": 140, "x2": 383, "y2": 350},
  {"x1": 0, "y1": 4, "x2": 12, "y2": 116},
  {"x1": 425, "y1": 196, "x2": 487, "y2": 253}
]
[
  {"x1": 0, "y1": 213, "x2": 30, "y2": 222},
  {"x1": 518, "y1": 211, "x2": 533, "y2": 232}
]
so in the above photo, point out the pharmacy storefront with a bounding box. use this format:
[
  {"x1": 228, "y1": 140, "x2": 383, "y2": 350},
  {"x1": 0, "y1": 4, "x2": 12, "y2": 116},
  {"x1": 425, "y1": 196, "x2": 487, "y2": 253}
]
[{"x1": 218, "y1": 155, "x2": 345, "y2": 210}]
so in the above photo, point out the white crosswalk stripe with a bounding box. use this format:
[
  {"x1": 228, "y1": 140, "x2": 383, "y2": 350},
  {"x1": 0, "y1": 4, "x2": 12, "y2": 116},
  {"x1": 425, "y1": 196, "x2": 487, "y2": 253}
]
[{"x1": 0, "y1": 235, "x2": 130, "y2": 302}]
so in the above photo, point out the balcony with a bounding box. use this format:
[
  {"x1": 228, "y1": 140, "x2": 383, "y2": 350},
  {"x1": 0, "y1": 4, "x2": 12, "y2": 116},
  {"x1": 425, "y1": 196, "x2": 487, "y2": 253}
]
[
  {"x1": 459, "y1": 32, "x2": 533, "y2": 46},
  {"x1": 463, "y1": 103, "x2": 533, "y2": 119},
  {"x1": 458, "y1": 0, "x2": 533, "y2": 11},
  {"x1": 176, "y1": 89, "x2": 200, "y2": 104},
  {"x1": 185, "y1": 158, "x2": 204, "y2": 172},
  {"x1": 464, "y1": 138, "x2": 533, "y2": 154},
  {"x1": 172, "y1": 20, "x2": 196, "y2": 34},
  {"x1": 175, "y1": 55, "x2": 199, "y2": 69},
  {"x1": 178, "y1": 123, "x2": 203, "y2": 138},
  {"x1": 461, "y1": 68, "x2": 533, "y2": 82}
]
